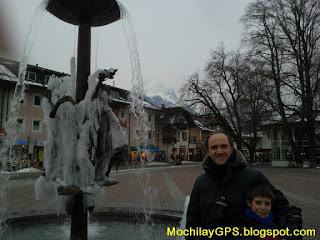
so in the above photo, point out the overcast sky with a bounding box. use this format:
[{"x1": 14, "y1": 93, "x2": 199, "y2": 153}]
[{"x1": 2, "y1": 0, "x2": 252, "y2": 91}]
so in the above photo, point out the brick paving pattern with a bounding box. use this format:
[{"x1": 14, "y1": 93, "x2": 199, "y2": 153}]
[{"x1": 5, "y1": 164, "x2": 320, "y2": 239}]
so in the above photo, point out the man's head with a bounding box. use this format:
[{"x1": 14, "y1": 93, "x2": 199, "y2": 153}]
[
  {"x1": 246, "y1": 184, "x2": 274, "y2": 218},
  {"x1": 207, "y1": 132, "x2": 233, "y2": 165}
]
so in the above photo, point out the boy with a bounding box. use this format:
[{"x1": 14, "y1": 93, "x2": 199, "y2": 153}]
[{"x1": 243, "y1": 184, "x2": 281, "y2": 240}]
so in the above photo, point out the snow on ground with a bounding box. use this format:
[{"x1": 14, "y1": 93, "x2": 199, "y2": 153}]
[{"x1": 17, "y1": 167, "x2": 43, "y2": 173}]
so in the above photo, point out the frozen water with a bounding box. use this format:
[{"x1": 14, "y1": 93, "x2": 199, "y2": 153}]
[
  {"x1": 117, "y1": 1, "x2": 149, "y2": 150},
  {"x1": 0, "y1": 0, "x2": 49, "y2": 236},
  {"x1": 1, "y1": 0, "x2": 49, "y2": 167},
  {"x1": 3, "y1": 0, "x2": 159, "y2": 238},
  {"x1": 38, "y1": 68, "x2": 127, "y2": 208},
  {"x1": 117, "y1": 0, "x2": 158, "y2": 228}
]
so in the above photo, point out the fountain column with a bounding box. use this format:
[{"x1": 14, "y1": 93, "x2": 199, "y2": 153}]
[
  {"x1": 76, "y1": 24, "x2": 91, "y2": 103},
  {"x1": 71, "y1": 193, "x2": 88, "y2": 240},
  {"x1": 71, "y1": 24, "x2": 91, "y2": 240}
]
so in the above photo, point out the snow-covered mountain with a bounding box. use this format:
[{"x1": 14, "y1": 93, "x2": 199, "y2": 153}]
[
  {"x1": 144, "y1": 87, "x2": 180, "y2": 108},
  {"x1": 144, "y1": 86, "x2": 196, "y2": 114}
]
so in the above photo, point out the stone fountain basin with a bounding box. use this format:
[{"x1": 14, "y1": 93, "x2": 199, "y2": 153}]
[{"x1": 3, "y1": 209, "x2": 181, "y2": 240}]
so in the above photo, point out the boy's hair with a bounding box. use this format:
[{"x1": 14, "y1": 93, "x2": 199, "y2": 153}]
[{"x1": 246, "y1": 184, "x2": 275, "y2": 203}]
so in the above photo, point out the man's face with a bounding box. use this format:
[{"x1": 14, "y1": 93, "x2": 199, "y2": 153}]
[
  {"x1": 208, "y1": 133, "x2": 232, "y2": 165},
  {"x1": 248, "y1": 196, "x2": 272, "y2": 218}
]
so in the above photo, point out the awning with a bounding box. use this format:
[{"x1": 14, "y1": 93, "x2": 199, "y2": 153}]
[
  {"x1": 16, "y1": 139, "x2": 28, "y2": 145},
  {"x1": 130, "y1": 146, "x2": 162, "y2": 152}
]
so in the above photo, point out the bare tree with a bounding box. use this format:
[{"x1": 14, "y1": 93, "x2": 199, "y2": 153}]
[
  {"x1": 181, "y1": 45, "x2": 272, "y2": 163},
  {"x1": 242, "y1": 0, "x2": 320, "y2": 166},
  {"x1": 239, "y1": 57, "x2": 274, "y2": 164}
]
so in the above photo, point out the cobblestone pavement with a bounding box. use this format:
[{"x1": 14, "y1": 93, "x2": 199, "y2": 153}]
[{"x1": 6, "y1": 165, "x2": 320, "y2": 239}]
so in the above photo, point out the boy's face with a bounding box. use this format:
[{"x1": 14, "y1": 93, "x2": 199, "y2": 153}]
[{"x1": 247, "y1": 196, "x2": 272, "y2": 218}]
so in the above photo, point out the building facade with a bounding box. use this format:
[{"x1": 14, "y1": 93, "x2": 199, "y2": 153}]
[
  {"x1": 0, "y1": 58, "x2": 67, "y2": 169},
  {"x1": 1, "y1": 59, "x2": 214, "y2": 169},
  {"x1": 261, "y1": 119, "x2": 320, "y2": 167}
]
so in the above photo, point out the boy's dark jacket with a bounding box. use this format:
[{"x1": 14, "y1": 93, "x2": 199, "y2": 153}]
[{"x1": 186, "y1": 150, "x2": 289, "y2": 239}]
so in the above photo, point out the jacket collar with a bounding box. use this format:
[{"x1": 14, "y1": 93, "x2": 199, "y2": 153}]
[{"x1": 202, "y1": 149, "x2": 247, "y2": 182}]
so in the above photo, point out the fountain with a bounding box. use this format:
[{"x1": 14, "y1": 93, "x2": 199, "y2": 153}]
[
  {"x1": 0, "y1": 1, "x2": 181, "y2": 239},
  {"x1": 35, "y1": 1, "x2": 128, "y2": 240}
]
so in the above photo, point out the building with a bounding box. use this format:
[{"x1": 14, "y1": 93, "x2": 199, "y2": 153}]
[
  {"x1": 260, "y1": 115, "x2": 320, "y2": 167},
  {"x1": 0, "y1": 58, "x2": 67, "y2": 169},
  {"x1": 157, "y1": 107, "x2": 197, "y2": 162},
  {"x1": 103, "y1": 85, "x2": 160, "y2": 162}
]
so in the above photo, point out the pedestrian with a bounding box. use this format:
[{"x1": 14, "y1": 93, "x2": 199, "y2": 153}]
[
  {"x1": 171, "y1": 151, "x2": 177, "y2": 165},
  {"x1": 186, "y1": 131, "x2": 289, "y2": 239}
]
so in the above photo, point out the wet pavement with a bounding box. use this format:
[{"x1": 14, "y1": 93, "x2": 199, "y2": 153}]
[{"x1": 5, "y1": 164, "x2": 320, "y2": 239}]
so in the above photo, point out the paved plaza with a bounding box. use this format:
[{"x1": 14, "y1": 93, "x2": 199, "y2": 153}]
[{"x1": 5, "y1": 164, "x2": 320, "y2": 239}]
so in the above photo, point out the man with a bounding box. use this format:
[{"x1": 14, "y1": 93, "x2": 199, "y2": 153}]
[{"x1": 186, "y1": 132, "x2": 289, "y2": 239}]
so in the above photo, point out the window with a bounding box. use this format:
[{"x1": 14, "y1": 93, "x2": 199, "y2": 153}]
[
  {"x1": 273, "y1": 147, "x2": 281, "y2": 161},
  {"x1": 110, "y1": 90, "x2": 120, "y2": 99},
  {"x1": 45, "y1": 75, "x2": 51, "y2": 84},
  {"x1": 189, "y1": 136, "x2": 196, "y2": 144},
  {"x1": 34, "y1": 95, "x2": 41, "y2": 106},
  {"x1": 182, "y1": 132, "x2": 187, "y2": 141},
  {"x1": 272, "y1": 129, "x2": 278, "y2": 141},
  {"x1": 120, "y1": 110, "x2": 124, "y2": 118},
  {"x1": 148, "y1": 115, "x2": 151, "y2": 122},
  {"x1": 32, "y1": 120, "x2": 42, "y2": 132},
  {"x1": 149, "y1": 131, "x2": 151, "y2": 139},
  {"x1": 267, "y1": 131, "x2": 271, "y2": 139},
  {"x1": 16, "y1": 119, "x2": 24, "y2": 132},
  {"x1": 26, "y1": 71, "x2": 36, "y2": 81}
]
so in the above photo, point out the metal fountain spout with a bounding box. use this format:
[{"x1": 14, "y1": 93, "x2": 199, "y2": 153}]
[{"x1": 101, "y1": 68, "x2": 118, "y2": 80}]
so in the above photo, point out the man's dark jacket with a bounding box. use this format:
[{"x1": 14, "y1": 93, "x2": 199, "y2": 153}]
[{"x1": 186, "y1": 150, "x2": 289, "y2": 239}]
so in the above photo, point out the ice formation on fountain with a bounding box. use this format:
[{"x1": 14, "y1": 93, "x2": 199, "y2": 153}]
[
  {"x1": 35, "y1": 67, "x2": 127, "y2": 207},
  {"x1": 117, "y1": 1, "x2": 149, "y2": 151}
]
